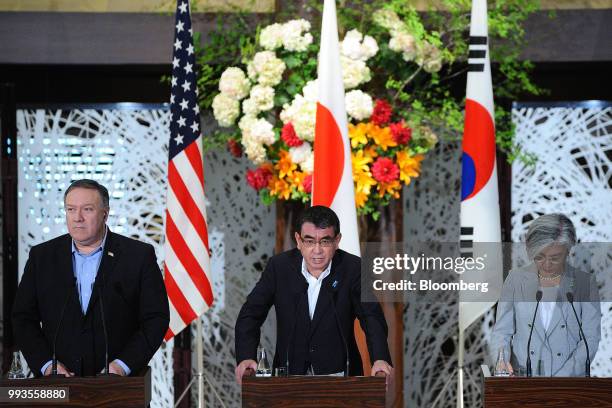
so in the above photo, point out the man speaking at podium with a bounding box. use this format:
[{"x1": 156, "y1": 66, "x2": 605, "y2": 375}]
[
  {"x1": 235, "y1": 206, "x2": 392, "y2": 383},
  {"x1": 12, "y1": 179, "x2": 169, "y2": 377}
]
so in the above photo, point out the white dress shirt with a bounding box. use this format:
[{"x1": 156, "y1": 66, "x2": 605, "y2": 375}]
[
  {"x1": 301, "y1": 260, "x2": 332, "y2": 320},
  {"x1": 539, "y1": 285, "x2": 558, "y2": 332}
]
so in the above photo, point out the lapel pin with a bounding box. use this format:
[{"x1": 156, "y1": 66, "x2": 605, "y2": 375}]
[
  {"x1": 332, "y1": 280, "x2": 338, "y2": 289},
  {"x1": 108, "y1": 251, "x2": 114, "y2": 257}
]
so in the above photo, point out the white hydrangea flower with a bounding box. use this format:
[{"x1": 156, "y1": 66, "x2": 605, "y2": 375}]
[
  {"x1": 340, "y1": 56, "x2": 371, "y2": 89},
  {"x1": 242, "y1": 137, "x2": 267, "y2": 165},
  {"x1": 282, "y1": 19, "x2": 313, "y2": 52},
  {"x1": 290, "y1": 143, "x2": 314, "y2": 173},
  {"x1": 345, "y1": 90, "x2": 374, "y2": 121},
  {"x1": 416, "y1": 42, "x2": 442, "y2": 73},
  {"x1": 341, "y1": 30, "x2": 364, "y2": 60},
  {"x1": 361, "y1": 35, "x2": 379, "y2": 60},
  {"x1": 302, "y1": 80, "x2": 318, "y2": 103},
  {"x1": 250, "y1": 118, "x2": 276, "y2": 145},
  {"x1": 373, "y1": 9, "x2": 404, "y2": 33},
  {"x1": 238, "y1": 115, "x2": 257, "y2": 132},
  {"x1": 247, "y1": 51, "x2": 286, "y2": 87},
  {"x1": 212, "y1": 93, "x2": 240, "y2": 127},
  {"x1": 300, "y1": 154, "x2": 314, "y2": 173},
  {"x1": 218, "y1": 67, "x2": 250, "y2": 100},
  {"x1": 341, "y1": 30, "x2": 378, "y2": 62},
  {"x1": 280, "y1": 95, "x2": 316, "y2": 142},
  {"x1": 288, "y1": 141, "x2": 314, "y2": 173},
  {"x1": 259, "y1": 23, "x2": 284, "y2": 50},
  {"x1": 242, "y1": 98, "x2": 259, "y2": 116},
  {"x1": 249, "y1": 85, "x2": 275, "y2": 112},
  {"x1": 288, "y1": 142, "x2": 312, "y2": 166},
  {"x1": 389, "y1": 31, "x2": 417, "y2": 61}
]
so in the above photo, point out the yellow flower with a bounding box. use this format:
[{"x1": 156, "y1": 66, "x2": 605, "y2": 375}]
[
  {"x1": 349, "y1": 123, "x2": 369, "y2": 148},
  {"x1": 355, "y1": 190, "x2": 369, "y2": 208},
  {"x1": 354, "y1": 170, "x2": 376, "y2": 195},
  {"x1": 275, "y1": 149, "x2": 297, "y2": 179},
  {"x1": 269, "y1": 176, "x2": 292, "y2": 200},
  {"x1": 396, "y1": 151, "x2": 423, "y2": 184},
  {"x1": 370, "y1": 125, "x2": 397, "y2": 151},
  {"x1": 377, "y1": 180, "x2": 401, "y2": 198},
  {"x1": 288, "y1": 171, "x2": 307, "y2": 192},
  {"x1": 351, "y1": 149, "x2": 373, "y2": 176}
]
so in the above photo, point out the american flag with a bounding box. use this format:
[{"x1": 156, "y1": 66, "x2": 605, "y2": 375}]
[{"x1": 164, "y1": 0, "x2": 214, "y2": 341}]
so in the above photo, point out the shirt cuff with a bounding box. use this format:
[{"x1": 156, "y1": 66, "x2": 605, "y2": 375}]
[
  {"x1": 113, "y1": 359, "x2": 131, "y2": 376},
  {"x1": 41, "y1": 360, "x2": 53, "y2": 375}
]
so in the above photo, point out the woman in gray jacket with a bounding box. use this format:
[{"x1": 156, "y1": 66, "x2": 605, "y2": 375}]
[{"x1": 490, "y1": 213, "x2": 600, "y2": 376}]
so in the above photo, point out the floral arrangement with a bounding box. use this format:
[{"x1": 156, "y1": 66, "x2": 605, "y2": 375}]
[{"x1": 198, "y1": 0, "x2": 542, "y2": 218}]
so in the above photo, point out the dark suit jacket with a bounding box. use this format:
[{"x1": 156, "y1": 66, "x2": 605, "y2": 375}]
[
  {"x1": 12, "y1": 231, "x2": 170, "y2": 377},
  {"x1": 235, "y1": 248, "x2": 391, "y2": 375}
]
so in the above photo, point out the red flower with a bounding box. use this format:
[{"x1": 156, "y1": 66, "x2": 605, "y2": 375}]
[
  {"x1": 227, "y1": 139, "x2": 243, "y2": 157},
  {"x1": 246, "y1": 166, "x2": 273, "y2": 191},
  {"x1": 390, "y1": 122, "x2": 412, "y2": 145},
  {"x1": 371, "y1": 99, "x2": 393, "y2": 126},
  {"x1": 281, "y1": 122, "x2": 303, "y2": 147},
  {"x1": 302, "y1": 174, "x2": 312, "y2": 193},
  {"x1": 371, "y1": 157, "x2": 399, "y2": 183}
]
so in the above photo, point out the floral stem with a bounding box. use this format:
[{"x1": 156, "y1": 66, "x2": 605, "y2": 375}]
[{"x1": 393, "y1": 66, "x2": 423, "y2": 103}]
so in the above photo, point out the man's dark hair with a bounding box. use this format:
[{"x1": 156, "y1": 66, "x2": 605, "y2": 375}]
[
  {"x1": 296, "y1": 205, "x2": 340, "y2": 236},
  {"x1": 64, "y1": 179, "x2": 110, "y2": 209}
]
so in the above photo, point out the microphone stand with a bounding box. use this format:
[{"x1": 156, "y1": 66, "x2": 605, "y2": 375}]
[{"x1": 526, "y1": 290, "x2": 542, "y2": 377}]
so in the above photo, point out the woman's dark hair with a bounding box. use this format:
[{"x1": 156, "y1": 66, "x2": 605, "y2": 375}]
[{"x1": 295, "y1": 205, "x2": 340, "y2": 236}]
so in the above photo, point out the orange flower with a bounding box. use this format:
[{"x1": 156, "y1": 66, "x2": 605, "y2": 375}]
[
  {"x1": 364, "y1": 145, "x2": 379, "y2": 159},
  {"x1": 370, "y1": 124, "x2": 397, "y2": 151},
  {"x1": 396, "y1": 151, "x2": 423, "y2": 185},
  {"x1": 269, "y1": 176, "x2": 292, "y2": 200},
  {"x1": 275, "y1": 149, "x2": 297, "y2": 179},
  {"x1": 377, "y1": 180, "x2": 401, "y2": 198}
]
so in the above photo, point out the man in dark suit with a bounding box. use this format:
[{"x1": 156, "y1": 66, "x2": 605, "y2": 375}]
[
  {"x1": 12, "y1": 179, "x2": 169, "y2": 377},
  {"x1": 235, "y1": 205, "x2": 392, "y2": 383}
]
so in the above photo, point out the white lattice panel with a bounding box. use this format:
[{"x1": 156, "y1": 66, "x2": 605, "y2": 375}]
[
  {"x1": 16, "y1": 106, "x2": 174, "y2": 407},
  {"x1": 404, "y1": 140, "x2": 493, "y2": 407},
  {"x1": 15, "y1": 107, "x2": 277, "y2": 408},
  {"x1": 512, "y1": 103, "x2": 612, "y2": 377}
]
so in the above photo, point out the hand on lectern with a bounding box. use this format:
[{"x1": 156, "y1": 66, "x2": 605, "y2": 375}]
[
  {"x1": 235, "y1": 359, "x2": 257, "y2": 385},
  {"x1": 371, "y1": 360, "x2": 393, "y2": 390},
  {"x1": 44, "y1": 361, "x2": 74, "y2": 377}
]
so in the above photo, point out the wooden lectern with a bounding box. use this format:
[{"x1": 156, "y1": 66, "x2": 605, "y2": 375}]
[
  {"x1": 482, "y1": 365, "x2": 612, "y2": 408},
  {"x1": 0, "y1": 366, "x2": 151, "y2": 407},
  {"x1": 242, "y1": 375, "x2": 386, "y2": 407}
]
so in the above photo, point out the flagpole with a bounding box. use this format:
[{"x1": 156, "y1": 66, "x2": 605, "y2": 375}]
[
  {"x1": 196, "y1": 318, "x2": 204, "y2": 408},
  {"x1": 457, "y1": 326, "x2": 464, "y2": 408}
]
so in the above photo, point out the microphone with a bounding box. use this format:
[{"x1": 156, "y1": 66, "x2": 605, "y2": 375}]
[
  {"x1": 286, "y1": 281, "x2": 307, "y2": 375},
  {"x1": 96, "y1": 270, "x2": 115, "y2": 377},
  {"x1": 328, "y1": 281, "x2": 349, "y2": 377},
  {"x1": 526, "y1": 290, "x2": 542, "y2": 377},
  {"x1": 51, "y1": 279, "x2": 75, "y2": 377},
  {"x1": 566, "y1": 292, "x2": 591, "y2": 377}
]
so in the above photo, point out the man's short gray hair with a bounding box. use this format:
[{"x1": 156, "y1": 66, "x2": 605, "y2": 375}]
[
  {"x1": 525, "y1": 213, "x2": 576, "y2": 259},
  {"x1": 64, "y1": 179, "x2": 110, "y2": 209}
]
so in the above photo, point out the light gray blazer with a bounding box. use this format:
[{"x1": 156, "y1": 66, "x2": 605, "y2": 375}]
[{"x1": 490, "y1": 263, "x2": 600, "y2": 376}]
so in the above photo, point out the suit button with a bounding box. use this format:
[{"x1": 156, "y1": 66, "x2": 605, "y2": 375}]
[
  {"x1": 557, "y1": 353, "x2": 562, "y2": 357},
  {"x1": 561, "y1": 324, "x2": 565, "y2": 328},
  {"x1": 527, "y1": 323, "x2": 532, "y2": 327},
  {"x1": 530, "y1": 351, "x2": 534, "y2": 355},
  {"x1": 310, "y1": 347, "x2": 315, "y2": 353}
]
